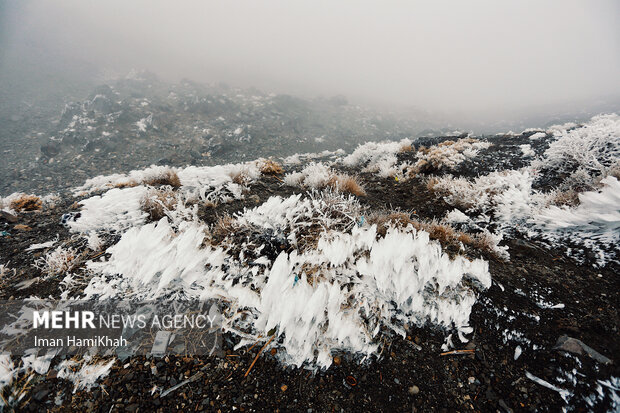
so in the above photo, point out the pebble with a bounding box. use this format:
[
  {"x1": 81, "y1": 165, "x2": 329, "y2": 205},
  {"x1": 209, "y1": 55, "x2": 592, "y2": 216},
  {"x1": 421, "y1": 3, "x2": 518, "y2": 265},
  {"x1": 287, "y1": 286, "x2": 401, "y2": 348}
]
[{"x1": 408, "y1": 385, "x2": 420, "y2": 395}]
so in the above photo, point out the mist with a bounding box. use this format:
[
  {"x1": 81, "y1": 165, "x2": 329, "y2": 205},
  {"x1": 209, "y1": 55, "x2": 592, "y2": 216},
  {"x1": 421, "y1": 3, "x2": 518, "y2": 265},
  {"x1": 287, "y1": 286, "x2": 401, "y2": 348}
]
[{"x1": 2, "y1": 0, "x2": 619, "y2": 125}]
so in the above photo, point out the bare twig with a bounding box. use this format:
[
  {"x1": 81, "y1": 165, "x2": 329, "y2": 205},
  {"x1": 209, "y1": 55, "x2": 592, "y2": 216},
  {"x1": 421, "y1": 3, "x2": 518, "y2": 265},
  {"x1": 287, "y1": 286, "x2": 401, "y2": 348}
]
[
  {"x1": 440, "y1": 349, "x2": 475, "y2": 356},
  {"x1": 244, "y1": 335, "x2": 275, "y2": 377}
]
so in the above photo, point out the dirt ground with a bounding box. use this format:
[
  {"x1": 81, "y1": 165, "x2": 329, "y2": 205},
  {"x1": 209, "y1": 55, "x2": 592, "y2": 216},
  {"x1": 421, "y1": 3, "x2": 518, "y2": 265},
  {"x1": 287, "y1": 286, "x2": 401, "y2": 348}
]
[{"x1": 0, "y1": 145, "x2": 618, "y2": 412}]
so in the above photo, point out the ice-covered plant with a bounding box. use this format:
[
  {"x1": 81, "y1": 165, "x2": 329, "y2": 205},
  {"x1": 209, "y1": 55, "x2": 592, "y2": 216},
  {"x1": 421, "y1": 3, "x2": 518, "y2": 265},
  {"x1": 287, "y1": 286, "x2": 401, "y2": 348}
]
[{"x1": 34, "y1": 246, "x2": 78, "y2": 278}]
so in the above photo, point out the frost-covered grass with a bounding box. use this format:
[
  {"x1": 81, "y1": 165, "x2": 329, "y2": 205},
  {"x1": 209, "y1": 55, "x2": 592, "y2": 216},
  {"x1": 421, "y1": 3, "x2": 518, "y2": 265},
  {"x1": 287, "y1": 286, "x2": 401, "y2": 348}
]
[
  {"x1": 78, "y1": 191, "x2": 490, "y2": 369},
  {"x1": 284, "y1": 162, "x2": 366, "y2": 196},
  {"x1": 343, "y1": 138, "x2": 412, "y2": 178},
  {"x1": 341, "y1": 137, "x2": 491, "y2": 180},
  {"x1": 34, "y1": 246, "x2": 79, "y2": 278},
  {"x1": 411, "y1": 138, "x2": 492, "y2": 175},
  {"x1": 427, "y1": 114, "x2": 620, "y2": 266},
  {"x1": 533, "y1": 113, "x2": 620, "y2": 189},
  {"x1": 0, "y1": 193, "x2": 42, "y2": 213}
]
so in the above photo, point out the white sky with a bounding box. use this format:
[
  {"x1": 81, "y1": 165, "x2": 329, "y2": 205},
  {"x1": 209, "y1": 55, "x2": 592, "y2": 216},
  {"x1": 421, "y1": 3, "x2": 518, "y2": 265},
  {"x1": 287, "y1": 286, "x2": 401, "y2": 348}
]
[{"x1": 3, "y1": 0, "x2": 620, "y2": 116}]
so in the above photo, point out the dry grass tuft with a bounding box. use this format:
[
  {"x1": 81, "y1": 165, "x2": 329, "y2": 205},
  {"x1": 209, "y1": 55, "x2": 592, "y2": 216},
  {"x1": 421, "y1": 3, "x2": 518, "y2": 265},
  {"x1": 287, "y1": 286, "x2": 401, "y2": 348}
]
[
  {"x1": 300, "y1": 263, "x2": 323, "y2": 286},
  {"x1": 34, "y1": 246, "x2": 78, "y2": 278},
  {"x1": 426, "y1": 176, "x2": 440, "y2": 192},
  {"x1": 327, "y1": 174, "x2": 366, "y2": 197},
  {"x1": 143, "y1": 170, "x2": 181, "y2": 188},
  {"x1": 399, "y1": 143, "x2": 415, "y2": 153},
  {"x1": 547, "y1": 189, "x2": 581, "y2": 207},
  {"x1": 607, "y1": 163, "x2": 620, "y2": 180},
  {"x1": 260, "y1": 159, "x2": 284, "y2": 175},
  {"x1": 141, "y1": 189, "x2": 177, "y2": 221},
  {"x1": 409, "y1": 138, "x2": 487, "y2": 176},
  {"x1": 368, "y1": 211, "x2": 501, "y2": 259},
  {"x1": 230, "y1": 171, "x2": 251, "y2": 186},
  {"x1": 113, "y1": 180, "x2": 138, "y2": 189},
  {"x1": 10, "y1": 195, "x2": 42, "y2": 212},
  {"x1": 209, "y1": 215, "x2": 241, "y2": 245}
]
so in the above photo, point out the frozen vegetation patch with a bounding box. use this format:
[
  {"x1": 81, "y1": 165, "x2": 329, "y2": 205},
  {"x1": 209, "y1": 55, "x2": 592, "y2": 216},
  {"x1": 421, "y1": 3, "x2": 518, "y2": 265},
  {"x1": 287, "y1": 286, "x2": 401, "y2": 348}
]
[
  {"x1": 79, "y1": 191, "x2": 490, "y2": 369},
  {"x1": 427, "y1": 114, "x2": 620, "y2": 266},
  {"x1": 533, "y1": 113, "x2": 620, "y2": 189},
  {"x1": 411, "y1": 138, "x2": 492, "y2": 174},
  {"x1": 342, "y1": 137, "x2": 491, "y2": 179},
  {"x1": 343, "y1": 138, "x2": 412, "y2": 178},
  {"x1": 284, "y1": 162, "x2": 366, "y2": 196}
]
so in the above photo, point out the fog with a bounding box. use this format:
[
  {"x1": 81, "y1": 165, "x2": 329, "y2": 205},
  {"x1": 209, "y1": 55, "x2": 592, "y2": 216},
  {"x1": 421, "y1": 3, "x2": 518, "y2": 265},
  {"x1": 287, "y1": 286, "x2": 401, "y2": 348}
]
[{"x1": 2, "y1": 0, "x2": 619, "y2": 123}]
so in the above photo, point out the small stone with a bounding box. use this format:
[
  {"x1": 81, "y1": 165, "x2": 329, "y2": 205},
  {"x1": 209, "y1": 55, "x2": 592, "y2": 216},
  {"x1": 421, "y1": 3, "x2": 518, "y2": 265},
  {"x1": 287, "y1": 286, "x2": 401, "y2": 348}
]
[
  {"x1": 408, "y1": 385, "x2": 420, "y2": 395},
  {"x1": 33, "y1": 389, "x2": 50, "y2": 401},
  {"x1": 281, "y1": 384, "x2": 288, "y2": 392},
  {"x1": 394, "y1": 378, "x2": 400, "y2": 384}
]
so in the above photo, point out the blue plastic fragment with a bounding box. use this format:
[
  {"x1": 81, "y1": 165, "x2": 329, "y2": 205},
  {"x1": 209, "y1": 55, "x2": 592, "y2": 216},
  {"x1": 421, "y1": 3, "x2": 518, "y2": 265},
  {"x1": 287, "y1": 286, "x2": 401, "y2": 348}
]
[{"x1": 358, "y1": 216, "x2": 365, "y2": 227}]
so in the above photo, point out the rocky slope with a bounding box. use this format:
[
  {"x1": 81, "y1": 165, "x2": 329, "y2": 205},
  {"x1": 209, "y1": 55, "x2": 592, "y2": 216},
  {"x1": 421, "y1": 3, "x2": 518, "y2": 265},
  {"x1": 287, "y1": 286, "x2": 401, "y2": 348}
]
[{"x1": 0, "y1": 104, "x2": 618, "y2": 411}]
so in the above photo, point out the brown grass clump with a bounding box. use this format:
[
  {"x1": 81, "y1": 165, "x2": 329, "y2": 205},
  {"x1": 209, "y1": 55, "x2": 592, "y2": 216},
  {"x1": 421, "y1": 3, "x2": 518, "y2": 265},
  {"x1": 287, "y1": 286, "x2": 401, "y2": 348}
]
[
  {"x1": 299, "y1": 263, "x2": 323, "y2": 286},
  {"x1": 426, "y1": 177, "x2": 440, "y2": 192},
  {"x1": 547, "y1": 189, "x2": 581, "y2": 207},
  {"x1": 368, "y1": 211, "x2": 502, "y2": 259},
  {"x1": 409, "y1": 138, "x2": 486, "y2": 176},
  {"x1": 209, "y1": 215, "x2": 241, "y2": 245},
  {"x1": 399, "y1": 143, "x2": 415, "y2": 153},
  {"x1": 143, "y1": 170, "x2": 181, "y2": 188},
  {"x1": 141, "y1": 189, "x2": 177, "y2": 221},
  {"x1": 260, "y1": 159, "x2": 284, "y2": 175},
  {"x1": 230, "y1": 171, "x2": 251, "y2": 186},
  {"x1": 10, "y1": 195, "x2": 42, "y2": 212},
  {"x1": 327, "y1": 174, "x2": 366, "y2": 197},
  {"x1": 607, "y1": 164, "x2": 620, "y2": 180},
  {"x1": 113, "y1": 180, "x2": 138, "y2": 189}
]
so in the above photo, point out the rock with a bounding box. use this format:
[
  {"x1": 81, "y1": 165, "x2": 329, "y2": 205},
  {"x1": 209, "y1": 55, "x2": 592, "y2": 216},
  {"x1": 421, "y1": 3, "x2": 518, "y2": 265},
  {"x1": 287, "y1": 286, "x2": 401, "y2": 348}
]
[
  {"x1": 499, "y1": 399, "x2": 513, "y2": 412},
  {"x1": 125, "y1": 403, "x2": 139, "y2": 412},
  {"x1": 554, "y1": 335, "x2": 612, "y2": 364},
  {"x1": 408, "y1": 385, "x2": 420, "y2": 395},
  {"x1": 0, "y1": 211, "x2": 18, "y2": 223},
  {"x1": 33, "y1": 388, "x2": 50, "y2": 401},
  {"x1": 41, "y1": 142, "x2": 61, "y2": 158}
]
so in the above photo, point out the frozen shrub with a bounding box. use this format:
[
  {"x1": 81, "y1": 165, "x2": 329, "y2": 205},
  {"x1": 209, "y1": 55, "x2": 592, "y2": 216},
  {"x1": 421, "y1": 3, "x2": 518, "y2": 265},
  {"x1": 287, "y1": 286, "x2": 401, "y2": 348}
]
[
  {"x1": 141, "y1": 188, "x2": 178, "y2": 221},
  {"x1": 410, "y1": 138, "x2": 491, "y2": 175},
  {"x1": 546, "y1": 189, "x2": 581, "y2": 208},
  {"x1": 426, "y1": 170, "x2": 534, "y2": 222},
  {"x1": 533, "y1": 113, "x2": 620, "y2": 188},
  {"x1": 113, "y1": 180, "x2": 138, "y2": 189},
  {"x1": 259, "y1": 159, "x2": 284, "y2": 175},
  {"x1": 284, "y1": 163, "x2": 366, "y2": 196},
  {"x1": 0, "y1": 263, "x2": 16, "y2": 287},
  {"x1": 143, "y1": 169, "x2": 181, "y2": 188},
  {"x1": 34, "y1": 246, "x2": 78, "y2": 278},
  {"x1": 343, "y1": 139, "x2": 412, "y2": 178}
]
